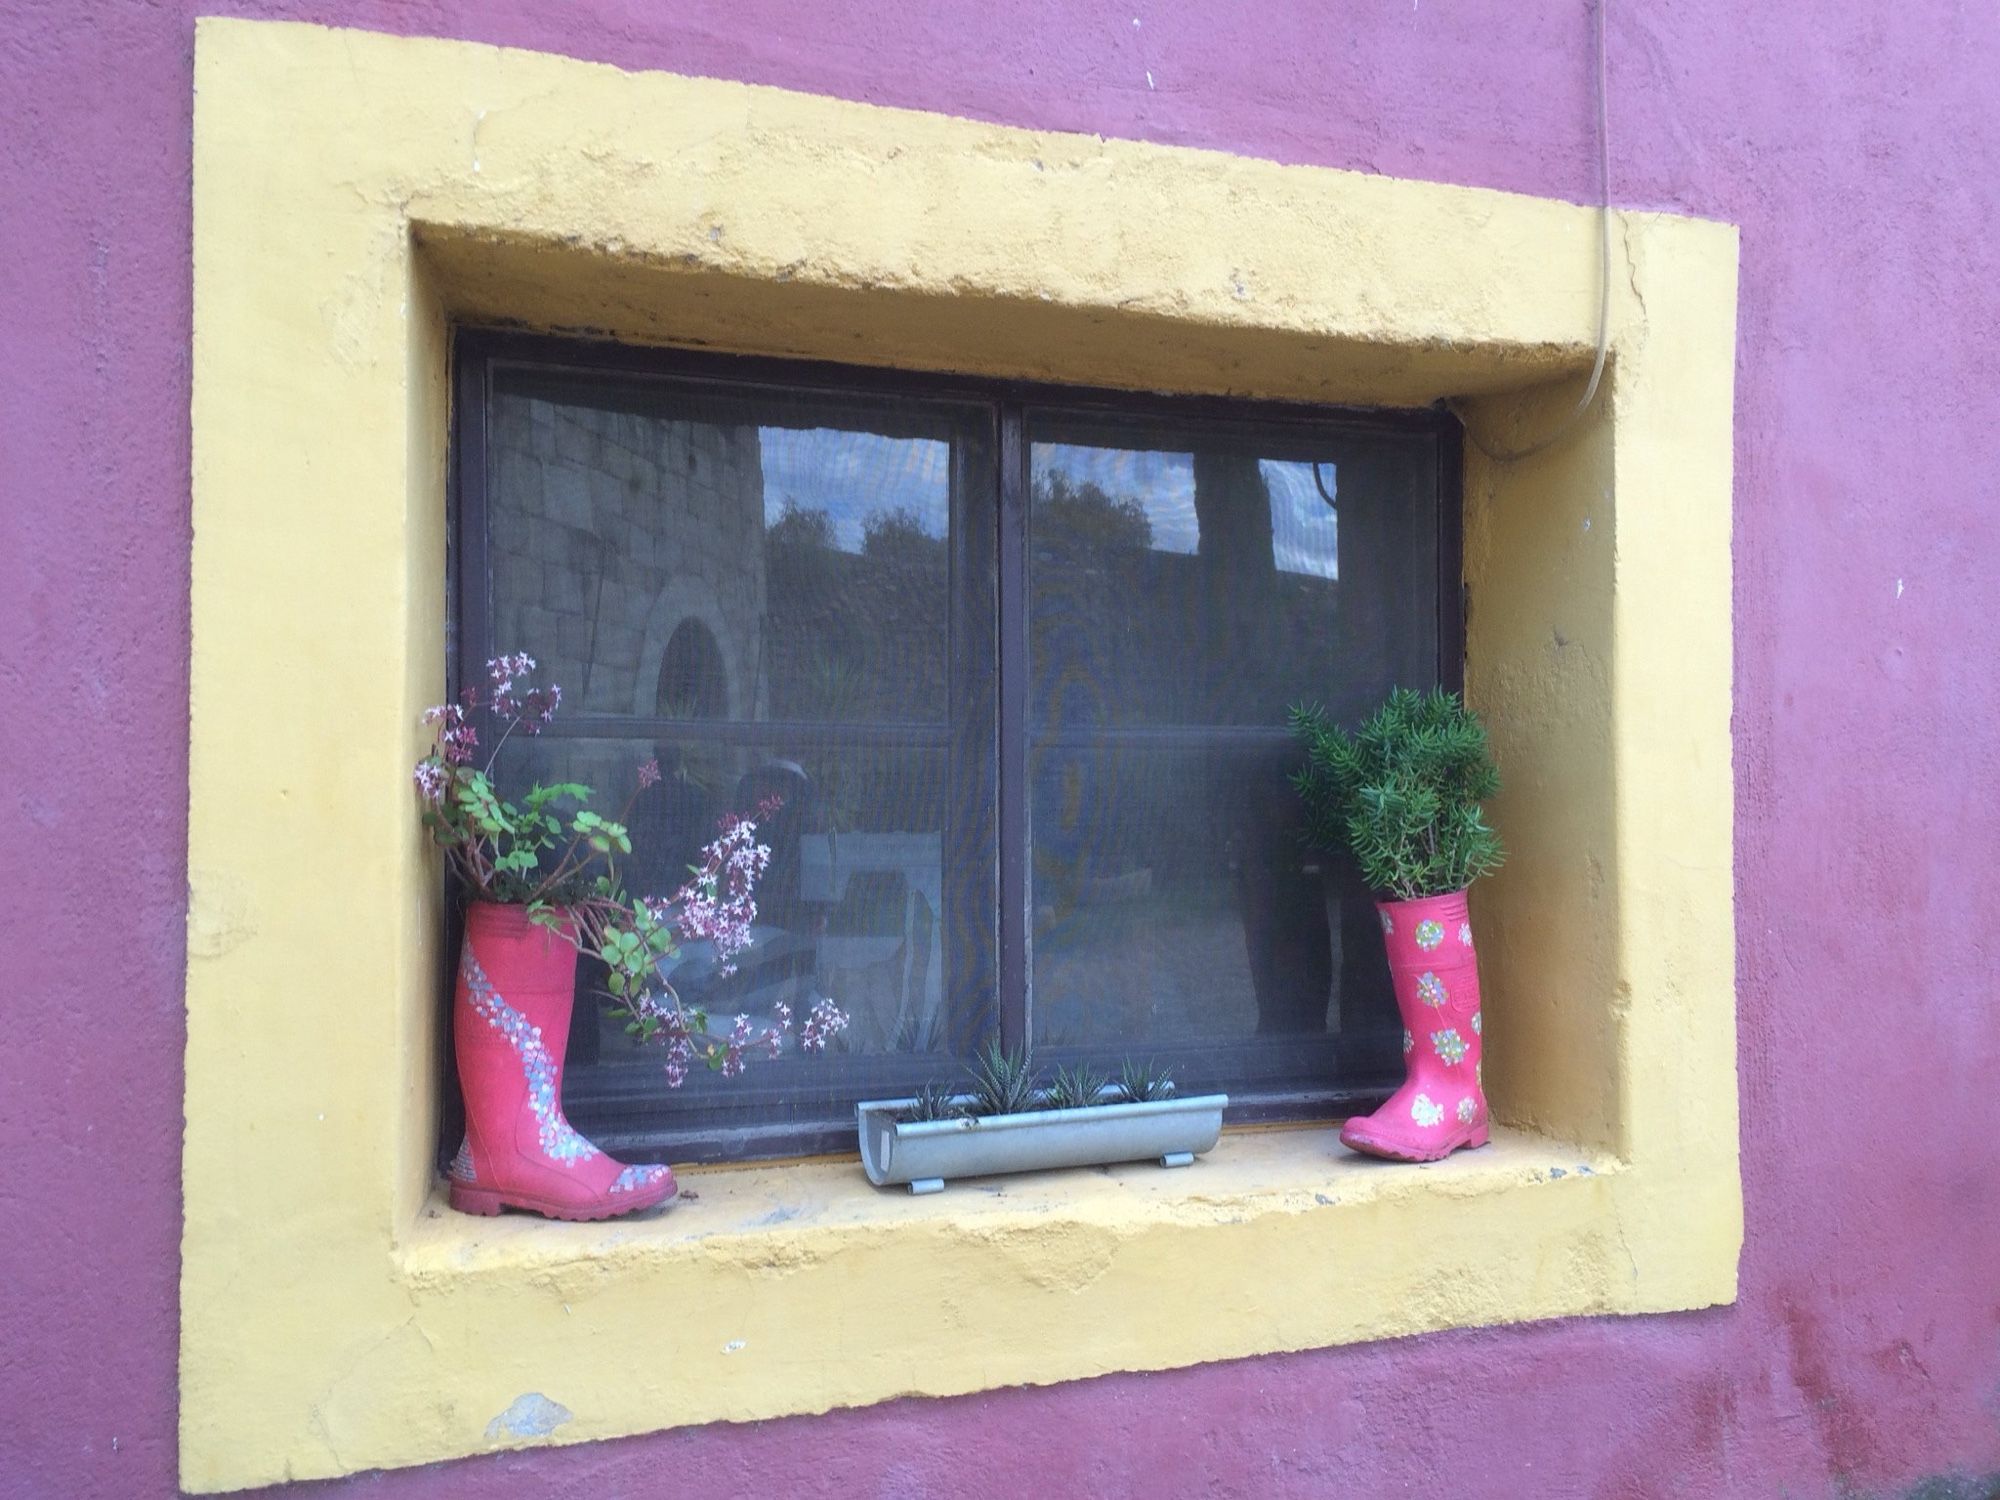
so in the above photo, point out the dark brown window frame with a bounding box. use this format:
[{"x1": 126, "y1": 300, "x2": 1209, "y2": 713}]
[{"x1": 446, "y1": 327, "x2": 1465, "y2": 1163}]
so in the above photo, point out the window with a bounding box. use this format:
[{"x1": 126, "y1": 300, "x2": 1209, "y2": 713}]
[
  {"x1": 452, "y1": 332, "x2": 1460, "y2": 1160},
  {"x1": 187, "y1": 32, "x2": 1739, "y2": 1480}
]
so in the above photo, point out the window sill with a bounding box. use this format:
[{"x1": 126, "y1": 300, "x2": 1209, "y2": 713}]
[
  {"x1": 401, "y1": 1123, "x2": 1620, "y2": 1283},
  {"x1": 380, "y1": 1123, "x2": 1686, "y2": 1464}
]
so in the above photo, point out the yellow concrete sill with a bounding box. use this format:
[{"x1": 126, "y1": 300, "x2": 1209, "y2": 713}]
[
  {"x1": 400, "y1": 1124, "x2": 1620, "y2": 1284},
  {"x1": 377, "y1": 1121, "x2": 1663, "y2": 1452}
]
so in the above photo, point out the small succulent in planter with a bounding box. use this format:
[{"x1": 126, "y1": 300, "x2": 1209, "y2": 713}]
[
  {"x1": 899, "y1": 1080, "x2": 967, "y2": 1125},
  {"x1": 860, "y1": 1047, "x2": 1222, "y2": 1193},
  {"x1": 1044, "y1": 1060, "x2": 1111, "y2": 1111},
  {"x1": 969, "y1": 1040, "x2": 1044, "y2": 1118},
  {"x1": 1116, "y1": 1057, "x2": 1177, "y2": 1105},
  {"x1": 1289, "y1": 686, "x2": 1504, "y2": 1165},
  {"x1": 915, "y1": 1047, "x2": 1177, "y2": 1123}
]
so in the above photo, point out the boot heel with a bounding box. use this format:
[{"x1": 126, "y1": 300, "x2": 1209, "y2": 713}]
[
  {"x1": 1466, "y1": 1123, "x2": 1490, "y2": 1149},
  {"x1": 449, "y1": 1182, "x2": 505, "y2": 1216}
]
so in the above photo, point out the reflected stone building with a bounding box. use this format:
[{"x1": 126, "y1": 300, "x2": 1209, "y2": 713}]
[{"x1": 490, "y1": 389, "x2": 768, "y2": 728}]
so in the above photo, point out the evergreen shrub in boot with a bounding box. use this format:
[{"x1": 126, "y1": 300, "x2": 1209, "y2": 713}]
[
  {"x1": 1290, "y1": 688, "x2": 1505, "y2": 1163},
  {"x1": 416, "y1": 652, "x2": 851, "y2": 1221}
]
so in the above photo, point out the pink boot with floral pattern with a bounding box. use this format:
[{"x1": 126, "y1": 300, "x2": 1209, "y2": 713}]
[
  {"x1": 447, "y1": 902, "x2": 677, "y2": 1219},
  {"x1": 1339, "y1": 889, "x2": 1489, "y2": 1163}
]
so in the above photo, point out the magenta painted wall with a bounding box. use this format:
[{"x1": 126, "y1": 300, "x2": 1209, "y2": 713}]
[{"x1": 5, "y1": 3, "x2": 1999, "y2": 1496}]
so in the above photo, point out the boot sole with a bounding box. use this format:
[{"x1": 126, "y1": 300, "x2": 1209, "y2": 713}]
[
  {"x1": 1340, "y1": 1123, "x2": 1490, "y2": 1163},
  {"x1": 449, "y1": 1180, "x2": 678, "y2": 1221}
]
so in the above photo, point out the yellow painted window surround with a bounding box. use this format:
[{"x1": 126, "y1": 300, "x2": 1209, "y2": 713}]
[{"x1": 183, "y1": 18, "x2": 1740, "y2": 1493}]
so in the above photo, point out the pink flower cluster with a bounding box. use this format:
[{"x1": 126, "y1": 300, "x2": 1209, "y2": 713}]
[
  {"x1": 413, "y1": 762, "x2": 446, "y2": 804},
  {"x1": 798, "y1": 996, "x2": 850, "y2": 1053},
  {"x1": 415, "y1": 653, "x2": 571, "y2": 805},
  {"x1": 622, "y1": 991, "x2": 715, "y2": 1088},
  {"x1": 644, "y1": 997, "x2": 847, "y2": 1090},
  {"x1": 664, "y1": 1040, "x2": 695, "y2": 1087},
  {"x1": 422, "y1": 703, "x2": 478, "y2": 765},
  {"x1": 486, "y1": 652, "x2": 560, "y2": 730},
  {"x1": 718, "y1": 1012, "x2": 788, "y2": 1078},
  {"x1": 652, "y1": 815, "x2": 772, "y2": 977},
  {"x1": 653, "y1": 1012, "x2": 698, "y2": 1089},
  {"x1": 764, "y1": 998, "x2": 847, "y2": 1055}
]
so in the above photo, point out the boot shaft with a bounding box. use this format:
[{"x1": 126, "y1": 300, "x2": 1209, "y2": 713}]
[
  {"x1": 459, "y1": 901, "x2": 581, "y2": 1026},
  {"x1": 1376, "y1": 889, "x2": 1483, "y2": 1085},
  {"x1": 453, "y1": 901, "x2": 601, "y2": 1168},
  {"x1": 454, "y1": 902, "x2": 583, "y2": 1071}
]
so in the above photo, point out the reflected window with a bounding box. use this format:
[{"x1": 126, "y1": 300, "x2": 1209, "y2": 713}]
[{"x1": 457, "y1": 338, "x2": 1455, "y2": 1160}]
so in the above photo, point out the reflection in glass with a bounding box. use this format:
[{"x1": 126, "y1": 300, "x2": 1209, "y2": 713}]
[
  {"x1": 1030, "y1": 741, "x2": 1349, "y2": 1047},
  {"x1": 482, "y1": 373, "x2": 996, "y2": 1135},
  {"x1": 468, "y1": 363, "x2": 1443, "y2": 1149},
  {"x1": 1027, "y1": 414, "x2": 1440, "y2": 1059},
  {"x1": 493, "y1": 736, "x2": 957, "y2": 1069},
  {"x1": 489, "y1": 386, "x2": 959, "y2": 727}
]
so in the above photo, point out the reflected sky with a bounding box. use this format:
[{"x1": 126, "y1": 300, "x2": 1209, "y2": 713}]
[
  {"x1": 759, "y1": 427, "x2": 950, "y2": 549},
  {"x1": 1032, "y1": 444, "x2": 1339, "y2": 579},
  {"x1": 754, "y1": 428, "x2": 1340, "y2": 579}
]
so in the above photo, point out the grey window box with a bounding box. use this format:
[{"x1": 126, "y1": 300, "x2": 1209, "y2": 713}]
[{"x1": 857, "y1": 1092, "x2": 1230, "y2": 1194}]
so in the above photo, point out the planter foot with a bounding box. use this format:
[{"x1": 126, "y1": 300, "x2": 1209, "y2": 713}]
[
  {"x1": 1160, "y1": 1151, "x2": 1195, "y2": 1168},
  {"x1": 909, "y1": 1177, "x2": 946, "y2": 1195}
]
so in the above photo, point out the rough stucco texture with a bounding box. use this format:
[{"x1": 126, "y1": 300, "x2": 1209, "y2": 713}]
[{"x1": 3, "y1": 2, "x2": 1997, "y2": 1497}]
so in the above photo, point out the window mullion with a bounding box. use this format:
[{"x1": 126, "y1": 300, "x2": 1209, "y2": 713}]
[
  {"x1": 1438, "y1": 428, "x2": 1467, "y2": 695},
  {"x1": 997, "y1": 402, "x2": 1030, "y2": 1055}
]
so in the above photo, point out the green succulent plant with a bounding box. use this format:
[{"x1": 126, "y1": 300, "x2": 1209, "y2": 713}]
[
  {"x1": 900, "y1": 1080, "x2": 966, "y2": 1124},
  {"x1": 1289, "y1": 687, "x2": 1504, "y2": 901},
  {"x1": 967, "y1": 1040, "x2": 1043, "y2": 1118},
  {"x1": 1116, "y1": 1057, "x2": 1178, "y2": 1104},
  {"x1": 1043, "y1": 1061, "x2": 1110, "y2": 1111},
  {"x1": 901, "y1": 1047, "x2": 1196, "y2": 1126}
]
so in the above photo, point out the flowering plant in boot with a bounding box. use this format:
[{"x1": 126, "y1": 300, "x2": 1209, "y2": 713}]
[
  {"x1": 1289, "y1": 687, "x2": 1503, "y2": 1164},
  {"x1": 420, "y1": 654, "x2": 852, "y2": 1221},
  {"x1": 416, "y1": 653, "x2": 850, "y2": 1082}
]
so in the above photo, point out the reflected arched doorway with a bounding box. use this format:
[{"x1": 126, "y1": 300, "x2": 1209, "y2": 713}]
[{"x1": 656, "y1": 617, "x2": 729, "y2": 720}]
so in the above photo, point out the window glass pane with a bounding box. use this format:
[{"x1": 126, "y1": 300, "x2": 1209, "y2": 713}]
[
  {"x1": 1029, "y1": 422, "x2": 1439, "y2": 726},
  {"x1": 1026, "y1": 412, "x2": 1441, "y2": 1073},
  {"x1": 458, "y1": 349, "x2": 1454, "y2": 1159},
  {"x1": 481, "y1": 371, "x2": 996, "y2": 1152},
  {"x1": 490, "y1": 376, "x2": 962, "y2": 725}
]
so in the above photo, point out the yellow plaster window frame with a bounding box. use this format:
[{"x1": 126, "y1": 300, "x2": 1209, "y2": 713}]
[{"x1": 183, "y1": 17, "x2": 1740, "y2": 1492}]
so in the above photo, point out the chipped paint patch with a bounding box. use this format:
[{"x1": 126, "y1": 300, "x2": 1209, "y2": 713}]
[{"x1": 485, "y1": 1393, "x2": 573, "y2": 1442}]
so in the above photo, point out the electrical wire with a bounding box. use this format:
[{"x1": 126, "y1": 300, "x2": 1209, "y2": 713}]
[
  {"x1": 1309, "y1": 0, "x2": 1609, "y2": 505},
  {"x1": 1447, "y1": 0, "x2": 1612, "y2": 464},
  {"x1": 1312, "y1": 460, "x2": 1338, "y2": 508}
]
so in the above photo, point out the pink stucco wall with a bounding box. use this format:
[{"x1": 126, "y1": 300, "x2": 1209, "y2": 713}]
[{"x1": 5, "y1": 3, "x2": 1998, "y2": 1495}]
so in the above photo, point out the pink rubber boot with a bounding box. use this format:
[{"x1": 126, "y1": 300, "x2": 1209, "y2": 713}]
[
  {"x1": 1339, "y1": 889, "x2": 1489, "y2": 1163},
  {"x1": 447, "y1": 902, "x2": 677, "y2": 1220}
]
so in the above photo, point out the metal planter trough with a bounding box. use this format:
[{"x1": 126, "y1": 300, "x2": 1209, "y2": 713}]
[{"x1": 857, "y1": 1092, "x2": 1230, "y2": 1194}]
